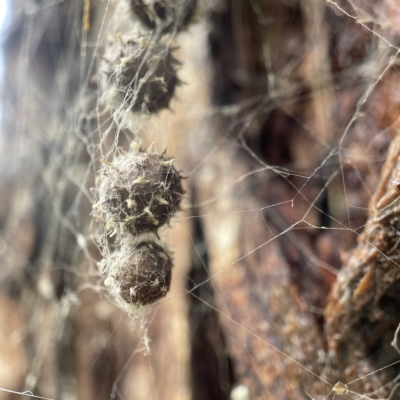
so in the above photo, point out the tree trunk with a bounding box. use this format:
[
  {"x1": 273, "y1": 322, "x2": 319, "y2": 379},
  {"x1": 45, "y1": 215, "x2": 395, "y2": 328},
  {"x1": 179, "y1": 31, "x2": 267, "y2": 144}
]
[{"x1": 1, "y1": 1, "x2": 400, "y2": 399}]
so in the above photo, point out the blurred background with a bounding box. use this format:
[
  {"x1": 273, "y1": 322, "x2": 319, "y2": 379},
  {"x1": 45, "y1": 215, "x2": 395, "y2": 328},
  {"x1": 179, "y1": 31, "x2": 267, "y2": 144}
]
[{"x1": 1, "y1": 0, "x2": 400, "y2": 399}]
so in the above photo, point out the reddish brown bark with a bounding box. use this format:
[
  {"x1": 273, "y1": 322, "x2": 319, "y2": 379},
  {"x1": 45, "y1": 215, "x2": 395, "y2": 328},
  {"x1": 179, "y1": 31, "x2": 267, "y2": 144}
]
[{"x1": 2, "y1": 1, "x2": 400, "y2": 399}]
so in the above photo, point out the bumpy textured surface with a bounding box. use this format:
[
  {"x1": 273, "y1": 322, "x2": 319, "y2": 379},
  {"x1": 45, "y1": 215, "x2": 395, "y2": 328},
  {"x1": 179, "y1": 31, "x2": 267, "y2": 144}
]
[
  {"x1": 99, "y1": 148, "x2": 184, "y2": 235},
  {"x1": 105, "y1": 240, "x2": 173, "y2": 306},
  {"x1": 100, "y1": 35, "x2": 180, "y2": 114},
  {"x1": 130, "y1": 0, "x2": 197, "y2": 34}
]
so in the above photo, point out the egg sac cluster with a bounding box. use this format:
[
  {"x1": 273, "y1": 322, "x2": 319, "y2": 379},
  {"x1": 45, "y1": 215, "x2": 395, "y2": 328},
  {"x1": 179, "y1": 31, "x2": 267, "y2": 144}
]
[
  {"x1": 98, "y1": 146, "x2": 184, "y2": 309},
  {"x1": 96, "y1": 2, "x2": 196, "y2": 310}
]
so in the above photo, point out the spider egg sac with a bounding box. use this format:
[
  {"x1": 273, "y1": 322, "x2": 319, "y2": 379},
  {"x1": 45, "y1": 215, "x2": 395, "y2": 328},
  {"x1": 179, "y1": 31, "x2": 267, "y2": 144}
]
[
  {"x1": 99, "y1": 148, "x2": 184, "y2": 235},
  {"x1": 100, "y1": 35, "x2": 180, "y2": 114},
  {"x1": 105, "y1": 240, "x2": 173, "y2": 307},
  {"x1": 129, "y1": 0, "x2": 197, "y2": 35}
]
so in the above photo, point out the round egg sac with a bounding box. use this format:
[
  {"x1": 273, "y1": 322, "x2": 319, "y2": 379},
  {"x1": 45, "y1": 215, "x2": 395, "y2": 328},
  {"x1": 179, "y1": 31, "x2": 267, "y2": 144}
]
[
  {"x1": 100, "y1": 36, "x2": 180, "y2": 114},
  {"x1": 99, "y1": 149, "x2": 184, "y2": 235},
  {"x1": 130, "y1": 0, "x2": 197, "y2": 35},
  {"x1": 105, "y1": 240, "x2": 173, "y2": 307}
]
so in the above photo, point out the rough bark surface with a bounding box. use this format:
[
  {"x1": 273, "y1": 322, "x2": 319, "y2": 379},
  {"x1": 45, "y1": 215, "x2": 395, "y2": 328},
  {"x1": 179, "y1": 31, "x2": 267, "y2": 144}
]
[{"x1": 1, "y1": 0, "x2": 400, "y2": 399}]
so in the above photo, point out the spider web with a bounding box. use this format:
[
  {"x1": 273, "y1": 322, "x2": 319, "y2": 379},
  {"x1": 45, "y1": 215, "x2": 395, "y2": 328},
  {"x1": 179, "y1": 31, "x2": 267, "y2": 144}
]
[{"x1": 1, "y1": 0, "x2": 400, "y2": 399}]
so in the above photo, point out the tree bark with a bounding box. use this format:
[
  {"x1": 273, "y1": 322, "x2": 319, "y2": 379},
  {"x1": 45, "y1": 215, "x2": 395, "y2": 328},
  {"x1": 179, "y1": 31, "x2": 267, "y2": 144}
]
[{"x1": 1, "y1": 0, "x2": 400, "y2": 399}]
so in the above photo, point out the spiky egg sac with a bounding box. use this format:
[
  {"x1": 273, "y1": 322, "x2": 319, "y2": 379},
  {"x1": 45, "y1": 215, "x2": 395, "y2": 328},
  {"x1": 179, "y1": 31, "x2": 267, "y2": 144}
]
[
  {"x1": 100, "y1": 36, "x2": 180, "y2": 114},
  {"x1": 99, "y1": 149, "x2": 184, "y2": 235},
  {"x1": 105, "y1": 240, "x2": 173, "y2": 307},
  {"x1": 129, "y1": 0, "x2": 197, "y2": 35}
]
